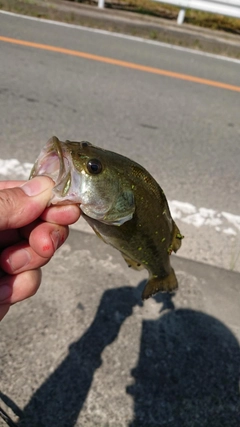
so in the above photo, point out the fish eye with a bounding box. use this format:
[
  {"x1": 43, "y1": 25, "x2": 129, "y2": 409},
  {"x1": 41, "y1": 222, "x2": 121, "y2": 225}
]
[{"x1": 87, "y1": 159, "x2": 102, "y2": 174}]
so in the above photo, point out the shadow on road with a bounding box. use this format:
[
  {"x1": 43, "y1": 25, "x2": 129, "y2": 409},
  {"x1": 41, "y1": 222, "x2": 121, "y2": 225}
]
[
  {"x1": 128, "y1": 295, "x2": 240, "y2": 426},
  {"x1": 1, "y1": 282, "x2": 239, "y2": 426},
  {"x1": 15, "y1": 283, "x2": 143, "y2": 427}
]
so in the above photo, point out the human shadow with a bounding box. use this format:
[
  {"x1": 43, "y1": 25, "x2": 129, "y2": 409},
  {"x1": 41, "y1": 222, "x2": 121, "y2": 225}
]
[
  {"x1": 1, "y1": 284, "x2": 239, "y2": 427},
  {"x1": 14, "y1": 282, "x2": 144, "y2": 427},
  {"x1": 127, "y1": 293, "x2": 240, "y2": 427}
]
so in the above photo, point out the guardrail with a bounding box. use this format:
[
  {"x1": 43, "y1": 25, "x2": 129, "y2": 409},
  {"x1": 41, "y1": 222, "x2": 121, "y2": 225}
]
[{"x1": 97, "y1": 0, "x2": 240, "y2": 24}]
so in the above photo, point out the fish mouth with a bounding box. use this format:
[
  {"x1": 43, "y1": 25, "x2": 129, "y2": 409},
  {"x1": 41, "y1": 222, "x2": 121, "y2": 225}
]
[
  {"x1": 30, "y1": 136, "x2": 81, "y2": 205},
  {"x1": 30, "y1": 136, "x2": 66, "y2": 183}
]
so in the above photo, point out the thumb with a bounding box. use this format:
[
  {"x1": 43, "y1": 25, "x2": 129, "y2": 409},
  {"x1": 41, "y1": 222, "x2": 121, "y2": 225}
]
[{"x1": 0, "y1": 176, "x2": 55, "y2": 231}]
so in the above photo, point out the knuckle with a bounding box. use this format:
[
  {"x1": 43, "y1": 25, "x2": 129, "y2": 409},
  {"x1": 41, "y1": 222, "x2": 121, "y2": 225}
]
[
  {"x1": 0, "y1": 190, "x2": 18, "y2": 226},
  {"x1": 0, "y1": 191, "x2": 16, "y2": 210},
  {"x1": 0, "y1": 188, "x2": 25, "y2": 229}
]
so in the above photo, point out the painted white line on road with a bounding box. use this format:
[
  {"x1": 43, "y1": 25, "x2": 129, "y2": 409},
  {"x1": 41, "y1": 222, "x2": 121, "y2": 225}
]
[
  {"x1": 1, "y1": 10, "x2": 240, "y2": 65},
  {"x1": 0, "y1": 158, "x2": 32, "y2": 178},
  {"x1": 0, "y1": 158, "x2": 239, "y2": 237},
  {"x1": 169, "y1": 201, "x2": 238, "y2": 236}
]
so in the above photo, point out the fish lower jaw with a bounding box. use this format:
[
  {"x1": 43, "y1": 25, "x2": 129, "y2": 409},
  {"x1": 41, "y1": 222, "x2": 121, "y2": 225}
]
[{"x1": 49, "y1": 192, "x2": 82, "y2": 206}]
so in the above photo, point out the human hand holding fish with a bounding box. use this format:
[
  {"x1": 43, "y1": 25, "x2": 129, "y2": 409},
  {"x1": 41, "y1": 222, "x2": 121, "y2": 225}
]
[
  {"x1": 0, "y1": 177, "x2": 81, "y2": 321},
  {"x1": 0, "y1": 136, "x2": 184, "y2": 321}
]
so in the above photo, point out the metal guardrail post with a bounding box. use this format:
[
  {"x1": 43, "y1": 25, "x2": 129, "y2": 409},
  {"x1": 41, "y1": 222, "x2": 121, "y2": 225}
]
[
  {"x1": 177, "y1": 8, "x2": 186, "y2": 24},
  {"x1": 98, "y1": 0, "x2": 105, "y2": 8}
]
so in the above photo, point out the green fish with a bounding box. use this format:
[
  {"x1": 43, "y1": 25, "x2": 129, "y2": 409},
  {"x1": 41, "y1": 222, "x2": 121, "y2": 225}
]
[{"x1": 30, "y1": 136, "x2": 184, "y2": 300}]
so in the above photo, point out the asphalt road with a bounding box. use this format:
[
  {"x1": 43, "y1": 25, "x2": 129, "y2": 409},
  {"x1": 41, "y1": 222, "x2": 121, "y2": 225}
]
[
  {"x1": 0, "y1": 12, "x2": 240, "y2": 427},
  {"x1": 0, "y1": 12, "x2": 240, "y2": 272},
  {"x1": 1, "y1": 229, "x2": 240, "y2": 426}
]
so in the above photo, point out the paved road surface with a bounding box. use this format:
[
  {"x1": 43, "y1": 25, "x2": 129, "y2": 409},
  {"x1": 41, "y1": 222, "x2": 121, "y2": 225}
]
[
  {"x1": 0, "y1": 12, "x2": 240, "y2": 272},
  {"x1": 1, "y1": 230, "x2": 240, "y2": 426},
  {"x1": 0, "y1": 12, "x2": 239, "y2": 427}
]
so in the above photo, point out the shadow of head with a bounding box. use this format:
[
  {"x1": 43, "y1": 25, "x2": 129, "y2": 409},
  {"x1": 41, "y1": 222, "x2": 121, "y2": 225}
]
[{"x1": 127, "y1": 308, "x2": 240, "y2": 425}]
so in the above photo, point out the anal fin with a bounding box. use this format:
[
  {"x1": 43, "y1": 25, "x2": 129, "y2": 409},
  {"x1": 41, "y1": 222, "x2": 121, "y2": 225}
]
[{"x1": 121, "y1": 253, "x2": 145, "y2": 271}]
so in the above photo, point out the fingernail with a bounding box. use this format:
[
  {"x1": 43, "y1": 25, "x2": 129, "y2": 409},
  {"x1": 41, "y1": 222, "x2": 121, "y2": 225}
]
[
  {"x1": 0, "y1": 284, "x2": 12, "y2": 301},
  {"x1": 21, "y1": 176, "x2": 53, "y2": 197},
  {"x1": 50, "y1": 230, "x2": 60, "y2": 251},
  {"x1": 8, "y1": 249, "x2": 31, "y2": 272}
]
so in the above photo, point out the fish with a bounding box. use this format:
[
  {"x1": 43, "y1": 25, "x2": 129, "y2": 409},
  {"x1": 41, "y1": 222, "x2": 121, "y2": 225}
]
[{"x1": 30, "y1": 136, "x2": 184, "y2": 300}]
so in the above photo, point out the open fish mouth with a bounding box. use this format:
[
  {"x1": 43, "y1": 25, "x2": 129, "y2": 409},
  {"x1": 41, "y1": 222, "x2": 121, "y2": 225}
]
[
  {"x1": 30, "y1": 137, "x2": 66, "y2": 183},
  {"x1": 30, "y1": 136, "x2": 82, "y2": 205}
]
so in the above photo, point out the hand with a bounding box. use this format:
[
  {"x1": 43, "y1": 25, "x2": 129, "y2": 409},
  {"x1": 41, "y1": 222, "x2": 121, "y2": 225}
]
[{"x1": 0, "y1": 177, "x2": 81, "y2": 321}]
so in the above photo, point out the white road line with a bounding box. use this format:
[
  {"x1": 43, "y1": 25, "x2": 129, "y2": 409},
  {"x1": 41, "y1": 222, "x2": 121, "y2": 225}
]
[
  {"x1": 0, "y1": 158, "x2": 32, "y2": 178},
  {"x1": 1, "y1": 10, "x2": 240, "y2": 65},
  {"x1": 0, "y1": 158, "x2": 239, "y2": 237},
  {"x1": 169, "y1": 201, "x2": 239, "y2": 236}
]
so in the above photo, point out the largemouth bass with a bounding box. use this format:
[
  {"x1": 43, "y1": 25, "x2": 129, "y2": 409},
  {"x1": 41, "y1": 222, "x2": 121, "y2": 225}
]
[{"x1": 30, "y1": 136, "x2": 184, "y2": 300}]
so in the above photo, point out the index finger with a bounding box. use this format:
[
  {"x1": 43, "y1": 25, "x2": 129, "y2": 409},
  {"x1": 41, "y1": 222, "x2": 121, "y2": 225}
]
[{"x1": 41, "y1": 204, "x2": 81, "y2": 225}]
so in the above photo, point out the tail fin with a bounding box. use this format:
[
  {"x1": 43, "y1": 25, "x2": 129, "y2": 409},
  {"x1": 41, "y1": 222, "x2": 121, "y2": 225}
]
[{"x1": 142, "y1": 268, "x2": 178, "y2": 300}]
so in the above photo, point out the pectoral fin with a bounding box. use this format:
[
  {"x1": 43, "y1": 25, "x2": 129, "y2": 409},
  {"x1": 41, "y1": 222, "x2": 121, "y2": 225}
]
[
  {"x1": 81, "y1": 191, "x2": 135, "y2": 226},
  {"x1": 142, "y1": 268, "x2": 178, "y2": 300},
  {"x1": 102, "y1": 190, "x2": 135, "y2": 226}
]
